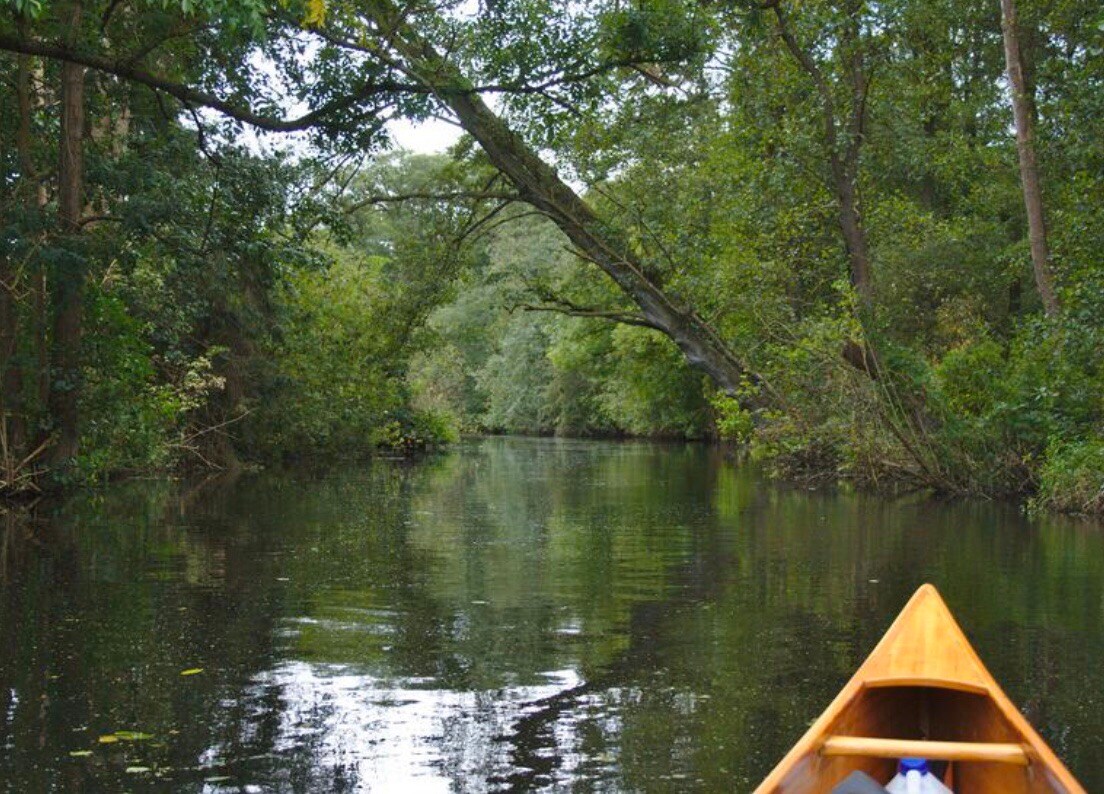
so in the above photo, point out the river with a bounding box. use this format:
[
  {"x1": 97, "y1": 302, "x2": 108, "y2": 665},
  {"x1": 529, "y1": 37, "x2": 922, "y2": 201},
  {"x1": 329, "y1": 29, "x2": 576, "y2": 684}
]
[{"x1": 0, "y1": 437, "x2": 1101, "y2": 791}]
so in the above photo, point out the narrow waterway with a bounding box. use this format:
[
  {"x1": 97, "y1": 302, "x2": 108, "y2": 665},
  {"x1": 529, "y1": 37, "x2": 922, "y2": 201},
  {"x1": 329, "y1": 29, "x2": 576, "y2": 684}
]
[{"x1": 0, "y1": 437, "x2": 1101, "y2": 791}]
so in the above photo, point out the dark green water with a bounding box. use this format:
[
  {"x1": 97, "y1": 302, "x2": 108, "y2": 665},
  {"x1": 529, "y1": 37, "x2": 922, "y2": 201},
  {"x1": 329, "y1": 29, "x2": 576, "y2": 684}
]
[{"x1": 1, "y1": 437, "x2": 1101, "y2": 792}]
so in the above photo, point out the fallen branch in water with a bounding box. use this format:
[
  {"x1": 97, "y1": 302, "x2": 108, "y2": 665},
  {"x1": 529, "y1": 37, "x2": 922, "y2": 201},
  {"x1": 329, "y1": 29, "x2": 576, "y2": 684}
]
[{"x1": 0, "y1": 417, "x2": 49, "y2": 495}]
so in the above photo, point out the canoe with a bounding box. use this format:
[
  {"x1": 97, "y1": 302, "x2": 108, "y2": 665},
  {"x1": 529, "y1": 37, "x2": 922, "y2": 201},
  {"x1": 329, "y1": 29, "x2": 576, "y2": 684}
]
[{"x1": 755, "y1": 584, "x2": 1085, "y2": 794}]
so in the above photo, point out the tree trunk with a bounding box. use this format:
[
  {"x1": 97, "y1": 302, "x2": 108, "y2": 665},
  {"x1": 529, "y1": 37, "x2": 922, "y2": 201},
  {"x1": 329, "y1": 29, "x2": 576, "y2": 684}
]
[
  {"x1": 1, "y1": 54, "x2": 33, "y2": 457},
  {"x1": 835, "y1": 171, "x2": 872, "y2": 305},
  {"x1": 26, "y1": 60, "x2": 51, "y2": 413},
  {"x1": 1000, "y1": 0, "x2": 1058, "y2": 316},
  {"x1": 772, "y1": 1, "x2": 874, "y2": 311},
  {"x1": 35, "y1": 269, "x2": 49, "y2": 410},
  {"x1": 0, "y1": 275, "x2": 21, "y2": 457},
  {"x1": 385, "y1": 18, "x2": 749, "y2": 396},
  {"x1": 837, "y1": 2, "x2": 873, "y2": 308},
  {"x1": 454, "y1": 93, "x2": 747, "y2": 393},
  {"x1": 48, "y1": 0, "x2": 87, "y2": 464}
]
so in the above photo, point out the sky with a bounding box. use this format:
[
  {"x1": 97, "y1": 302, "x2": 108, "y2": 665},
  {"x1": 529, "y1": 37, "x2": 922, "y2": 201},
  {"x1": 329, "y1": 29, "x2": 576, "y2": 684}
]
[
  {"x1": 388, "y1": 117, "x2": 463, "y2": 154},
  {"x1": 230, "y1": 46, "x2": 465, "y2": 158}
]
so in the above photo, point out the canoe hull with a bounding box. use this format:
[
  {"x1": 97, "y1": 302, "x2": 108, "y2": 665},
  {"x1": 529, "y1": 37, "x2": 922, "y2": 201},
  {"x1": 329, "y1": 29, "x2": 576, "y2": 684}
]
[{"x1": 754, "y1": 585, "x2": 1085, "y2": 794}]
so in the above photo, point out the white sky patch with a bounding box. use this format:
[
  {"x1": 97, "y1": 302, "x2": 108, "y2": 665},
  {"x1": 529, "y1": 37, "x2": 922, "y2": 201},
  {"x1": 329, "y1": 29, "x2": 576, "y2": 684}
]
[{"x1": 388, "y1": 117, "x2": 463, "y2": 154}]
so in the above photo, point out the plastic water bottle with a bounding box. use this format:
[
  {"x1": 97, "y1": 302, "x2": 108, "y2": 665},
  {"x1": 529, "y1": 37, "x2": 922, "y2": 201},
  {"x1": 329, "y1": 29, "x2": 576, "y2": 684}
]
[{"x1": 885, "y1": 758, "x2": 953, "y2": 794}]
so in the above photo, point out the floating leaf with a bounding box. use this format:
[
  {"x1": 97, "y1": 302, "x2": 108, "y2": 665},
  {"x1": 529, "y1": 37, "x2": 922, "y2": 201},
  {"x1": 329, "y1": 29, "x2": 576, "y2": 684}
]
[
  {"x1": 114, "y1": 730, "x2": 154, "y2": 741},
  {"x1": 125, "y1": 766, "x2": 151, "y2": 774},
  {"x1": 204, "y1": 776, "x2": 232, "y2": 783},
  {"x1": 179, "y1": 668, "x2": 204, "y2": 676},
  {"x1": 98, "y1": 735, "x2": 119, "y2": 744},
  {"x1": 68, "y1": 750, "x2": 94, "y2": 757}
]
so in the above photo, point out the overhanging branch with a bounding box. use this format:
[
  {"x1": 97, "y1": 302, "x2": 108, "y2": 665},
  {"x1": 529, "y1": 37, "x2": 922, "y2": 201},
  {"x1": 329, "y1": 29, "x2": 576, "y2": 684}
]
[
  {"x1": 0, "y1": 30, "x2": 690, "y2": 136},
  {"x1": 0, "y1": 33, "x2": 427, "y2": 131},
  {"x1": 515, "y1": 297, "x2": 662, "y2": 331},
  {"x1": 343, "y1": 189, "x2": 519, "y2": 214}
]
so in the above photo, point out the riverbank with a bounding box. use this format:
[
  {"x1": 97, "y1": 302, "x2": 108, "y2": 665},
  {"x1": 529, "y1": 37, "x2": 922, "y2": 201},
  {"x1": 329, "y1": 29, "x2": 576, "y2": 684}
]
[{"x1": 4, "y1": 427, "x2": 1102, "y2": 521}]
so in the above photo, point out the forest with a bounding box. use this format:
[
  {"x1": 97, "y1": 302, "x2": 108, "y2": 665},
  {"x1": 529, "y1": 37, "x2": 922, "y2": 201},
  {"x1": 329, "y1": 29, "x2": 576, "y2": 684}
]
[{"x1": 0, "y1": 0, "x2": 1101, "y2": 513}]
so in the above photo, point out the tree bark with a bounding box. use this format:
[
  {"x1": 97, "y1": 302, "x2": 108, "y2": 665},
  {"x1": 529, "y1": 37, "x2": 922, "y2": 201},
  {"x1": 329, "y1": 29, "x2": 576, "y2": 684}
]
[
  {"x1": 836, "y1": 173, "x2": 872, "y2": 304},
  {"x1": 1000, "y1": 0, "x2": 1059, "y2": 316},
  {"x1": 1, "y1": 20, "x2": 43, "y2": 462},
  {"x1": 0, "y1": 277, "x2": 21, "y2": 458},
  {"x1": 450, "y1": 92, "x2": 747, "y2": 393},
  {"x1": 48, "y1": 0, "x2": 87, "y2": 464}
]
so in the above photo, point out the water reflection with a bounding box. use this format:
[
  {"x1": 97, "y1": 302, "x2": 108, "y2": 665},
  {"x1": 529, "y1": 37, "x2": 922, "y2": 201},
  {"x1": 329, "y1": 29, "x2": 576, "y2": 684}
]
[{"x1": 0, "y1": 438, "x2": 1101, "y2": 792}]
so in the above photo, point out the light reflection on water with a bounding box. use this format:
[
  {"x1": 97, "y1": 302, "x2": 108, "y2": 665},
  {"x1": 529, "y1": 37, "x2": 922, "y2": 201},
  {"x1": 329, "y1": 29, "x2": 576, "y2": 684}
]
[
  {"x1": 0, "y1": 437, "x2": 1101, "y2": 792},
  {"x1": 204, "y1": 662, "x2": 586, "y2": 792}
]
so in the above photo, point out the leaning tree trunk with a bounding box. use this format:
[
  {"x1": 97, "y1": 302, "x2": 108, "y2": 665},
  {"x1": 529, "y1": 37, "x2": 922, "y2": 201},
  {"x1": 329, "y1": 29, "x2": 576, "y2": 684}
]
[
  {"x1": 0, "y1": 1, "x2": 749, "y2": 400},
  {"x1": 446, "y1": 90, "x2": 748, "y2": 394},
  {"x1": 771, "y1": 0, "x2": 879, "y2": 376},
  {"x1": 48, "y1": 0, "x2": 87, "y2": 464},
  {"x1": 382, "y1": 11, "x2": 749, "y2": 396},
  {"x1": 1000, "y1": 0, "x2": 1059, "y2": 316}
]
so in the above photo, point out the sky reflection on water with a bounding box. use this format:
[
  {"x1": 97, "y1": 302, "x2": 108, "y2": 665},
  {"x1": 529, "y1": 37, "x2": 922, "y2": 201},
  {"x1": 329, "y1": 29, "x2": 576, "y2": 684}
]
[{"x1": 0, "y1": 437, "x2": 1101, "y2": 792}]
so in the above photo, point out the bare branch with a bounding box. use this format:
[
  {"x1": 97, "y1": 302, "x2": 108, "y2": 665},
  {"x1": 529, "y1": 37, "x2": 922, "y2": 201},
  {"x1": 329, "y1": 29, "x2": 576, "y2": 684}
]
[
  {"x1": 517, "y1": 301, "x2": 662, "y2": 330},
  {"x1": 343, "y1": 189, "x2": 519, "y2": 214},
  {"x1": 461, "y1": 208, "x2": 550, "y2": 246}
]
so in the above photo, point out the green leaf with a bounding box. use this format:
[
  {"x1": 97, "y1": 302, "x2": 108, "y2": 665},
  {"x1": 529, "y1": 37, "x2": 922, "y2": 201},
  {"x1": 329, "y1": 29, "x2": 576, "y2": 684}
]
[{"x1": 114, "y1": 730, "x2": 155, "y2": 741}]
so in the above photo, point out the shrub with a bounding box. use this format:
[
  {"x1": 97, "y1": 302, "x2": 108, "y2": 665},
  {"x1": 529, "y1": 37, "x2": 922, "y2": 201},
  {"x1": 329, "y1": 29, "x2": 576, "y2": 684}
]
[{"x1": 1032, "y1": 438, "x2": 1104, "y2": 515}]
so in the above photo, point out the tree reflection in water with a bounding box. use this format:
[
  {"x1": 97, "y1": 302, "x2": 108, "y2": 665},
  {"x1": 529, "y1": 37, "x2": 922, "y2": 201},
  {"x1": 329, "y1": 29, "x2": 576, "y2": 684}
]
[{"x1": 0, "y1": 437, "x2": 1101, "y2": 791}]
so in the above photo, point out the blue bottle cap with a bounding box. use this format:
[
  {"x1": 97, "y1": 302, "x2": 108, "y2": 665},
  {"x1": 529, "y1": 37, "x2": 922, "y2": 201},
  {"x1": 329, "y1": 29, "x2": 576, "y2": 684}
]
[{"x1": 899, "y1": 757, "x2": 929, "y2": 774}]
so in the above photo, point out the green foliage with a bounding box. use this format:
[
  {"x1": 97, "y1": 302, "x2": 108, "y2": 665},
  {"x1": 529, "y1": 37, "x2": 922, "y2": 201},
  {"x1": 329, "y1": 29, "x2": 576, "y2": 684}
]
[
  {"x1": 232, "y1": 153, "x2": 475, "y2": 459},
  {"x1": 597, "y1": 0, "x2": 709, "y2": 64},
  {"x1": 477, "y1": 316, "x2": 557, "y2": 434},
  {"x1": 921, "y1": 315, "x2": 1104, "y2": 493},
  {"x1": 245, "y1": 248, "x2": 454, "y2": 459},
  {"x1": 372, "y1": 408, "x2": 458, "y2": 452},
  {"x1": 411, "y1": 210, "x2": 716, "y2": 440},
  {"x1": 710, "y1": 394, "x2": 753, "y2": 444},
  {"x1": 76, "y1": 288, "x2": 181, "y2": 482},
  {"x1": 0, "y1": 15, "x2": 462, "y2": 485},
  {"x1": 1033, "y1": 437, "x2": 1104, "y2": 515},
  {"x1": 598, "y1": 326, "x2": 710, "y2": 438}
]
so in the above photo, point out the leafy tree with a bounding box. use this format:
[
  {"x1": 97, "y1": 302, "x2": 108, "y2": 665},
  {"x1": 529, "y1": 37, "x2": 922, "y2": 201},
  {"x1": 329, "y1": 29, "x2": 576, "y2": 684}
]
[{"x1": 0, "y1": 0, "x2": 1102, "y2": 510}]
